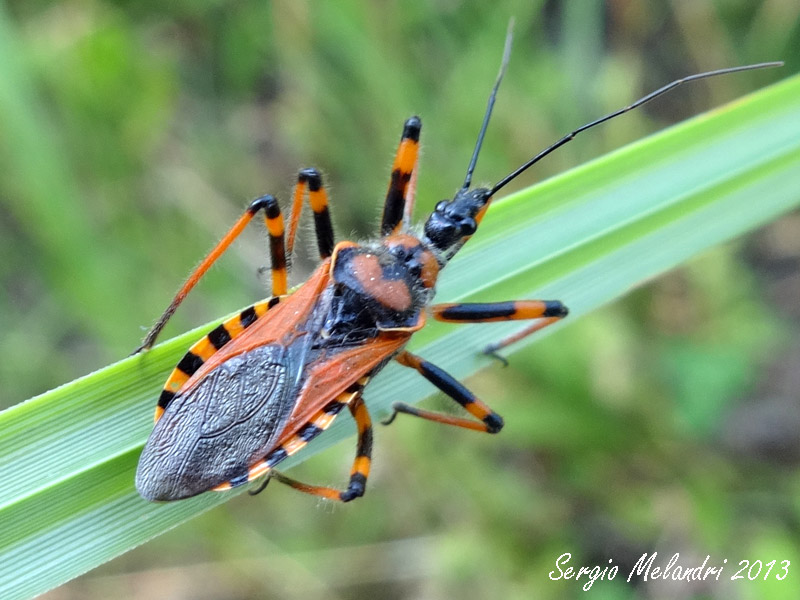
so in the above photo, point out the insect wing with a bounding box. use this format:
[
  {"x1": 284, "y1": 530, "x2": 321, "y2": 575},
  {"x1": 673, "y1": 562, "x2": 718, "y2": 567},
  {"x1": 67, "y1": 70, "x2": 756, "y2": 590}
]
[
  {"x1": 283, "y1": 331, "x2": 417, "y2": 433},
  {"x1": 136, "y1": 261, "x2": 336, "y2": 501},
  {"x1": 136, "y1": 344, "x2": 300, "y2": 500}
]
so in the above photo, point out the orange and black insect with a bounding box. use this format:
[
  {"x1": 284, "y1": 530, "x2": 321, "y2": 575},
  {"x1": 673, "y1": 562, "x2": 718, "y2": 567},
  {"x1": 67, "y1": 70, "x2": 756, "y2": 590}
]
[{"x1": 134, "y1": 29, "x2": 780, "y2": 502}]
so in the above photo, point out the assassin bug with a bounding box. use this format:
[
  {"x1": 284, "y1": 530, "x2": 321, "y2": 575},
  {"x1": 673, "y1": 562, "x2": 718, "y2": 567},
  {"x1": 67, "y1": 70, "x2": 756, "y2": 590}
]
[{"x1": 134, "y1": 26, "x2": 781, "y2": 502}]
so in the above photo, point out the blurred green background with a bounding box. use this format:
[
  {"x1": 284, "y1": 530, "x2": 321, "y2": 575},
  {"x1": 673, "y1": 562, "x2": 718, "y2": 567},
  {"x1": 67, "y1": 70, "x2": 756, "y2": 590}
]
[{"x1": 2, "y1": 0, "x2": 799, "y2": 598}]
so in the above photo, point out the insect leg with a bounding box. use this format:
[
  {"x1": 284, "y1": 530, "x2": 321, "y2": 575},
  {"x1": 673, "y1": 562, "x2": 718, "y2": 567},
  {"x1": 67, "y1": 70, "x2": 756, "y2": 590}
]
[
  {"x1": 156, "y1": 296, "x2": 283, "y2": 422},
  {"x1": 380, "y1": 116, "x2": 421, "y2": 235},
  {"x1": 430, "y1": 300, "x2": 569, "y2": 366},
  {"x1": 286, "y1": 168, "x2": 336, "y2": 260},
  {"x1": 384, "y1": 351, "x2": 504, "y2": 433},
  {"x1": 266, "y1": 393, "x2": 373, "y2": 502},
  {"x1": 402, "y1": 157, "x2": 419, "y2": 229},
  {"x1": 135, "y1": 195, "x2": 286, "y2": 352}
]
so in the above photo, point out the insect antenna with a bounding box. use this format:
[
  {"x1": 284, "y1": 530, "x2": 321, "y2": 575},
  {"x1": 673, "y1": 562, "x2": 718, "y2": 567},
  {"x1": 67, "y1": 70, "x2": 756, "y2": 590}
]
[
  {"x1": 462, "y1": 19, "x2": 514, "y2": 191},
  {"x1": 490, "y1": 61, "x2": 784, "y2": 196}
]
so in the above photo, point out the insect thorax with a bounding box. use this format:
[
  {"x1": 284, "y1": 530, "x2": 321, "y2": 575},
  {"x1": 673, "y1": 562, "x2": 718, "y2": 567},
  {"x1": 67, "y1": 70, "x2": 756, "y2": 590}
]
[{"x1": 326, "y1": 235, "x2": 438, "y2": 334}]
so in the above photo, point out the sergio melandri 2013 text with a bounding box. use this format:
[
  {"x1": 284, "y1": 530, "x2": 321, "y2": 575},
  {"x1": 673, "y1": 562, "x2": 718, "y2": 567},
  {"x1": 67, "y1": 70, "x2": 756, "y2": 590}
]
[{"x1": 549, "y1": 551, "x2": 790, "y2": 591}]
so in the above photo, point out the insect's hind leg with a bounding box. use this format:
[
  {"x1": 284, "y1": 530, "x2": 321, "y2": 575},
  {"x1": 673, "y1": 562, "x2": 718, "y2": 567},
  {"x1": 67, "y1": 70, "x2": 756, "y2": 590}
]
[
  {"x1": 430, "y1": 299, "x2": 569, "y2": 366},
  {"x1": 134, "y1": 194, "x2": 288, "y2": 353},
  {"x1": 257, "y1": 393, "x2": 374, "y2": 502},
  {"x1": 384, "y1": 351, "x2": 504, "y2": 433}
]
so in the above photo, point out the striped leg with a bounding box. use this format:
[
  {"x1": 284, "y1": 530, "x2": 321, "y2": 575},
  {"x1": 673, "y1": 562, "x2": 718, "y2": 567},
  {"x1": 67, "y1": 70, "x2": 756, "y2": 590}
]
[
  {"x1": 155, "y1": 296, "x2": 282, "y2": 422},
  {"x1": 402, "y1": 157, "x2": 419, "y2": 228},
  {"x1": 261, "y1": 393, "x2": 373, "y2": 502},
  {"x1": 384, "y1": 351, "x2": 504, "y2": 433},
  {"x1": 135, "y1": 195, "x2": 287, "y2": 352},
  {"x1": 286, "y1": 168, "x2": 335, "y2": 260},
  {"x1": 380, "y1": 116, "x2": 421, "y2": 235},
  {"x1": 430, "y1": 299, "x2": 569, "y2": 365}
]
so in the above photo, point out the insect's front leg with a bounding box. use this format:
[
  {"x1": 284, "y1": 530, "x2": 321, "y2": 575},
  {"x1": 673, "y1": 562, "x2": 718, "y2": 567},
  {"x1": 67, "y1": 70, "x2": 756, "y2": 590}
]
[
  {"x1": 380, "y1": 116, "x2": 421, "y2": 235},
  {"x1": 430, "y1": 299, "x2": 569, "y2": 366}
]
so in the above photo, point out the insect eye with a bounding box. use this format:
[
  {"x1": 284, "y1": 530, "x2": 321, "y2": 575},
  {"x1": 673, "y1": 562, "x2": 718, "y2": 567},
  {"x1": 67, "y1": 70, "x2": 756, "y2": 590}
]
[
  {"x1": 435, "y1": 200, "x2": 449, "y2": 213},
  {"x1": 460, "y1": 218, "x2": 477, "y2": 235}
]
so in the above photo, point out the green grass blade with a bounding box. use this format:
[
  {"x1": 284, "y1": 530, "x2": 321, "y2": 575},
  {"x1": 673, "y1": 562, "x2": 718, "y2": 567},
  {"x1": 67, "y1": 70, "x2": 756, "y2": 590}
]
[{"x1": 1, "y1": 73, "x2": 800, "y2": 600}]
